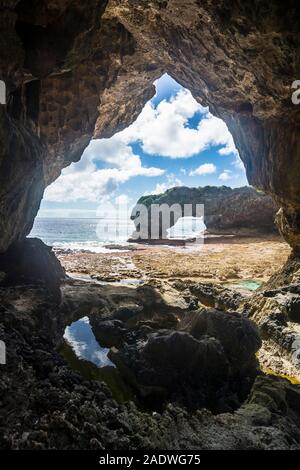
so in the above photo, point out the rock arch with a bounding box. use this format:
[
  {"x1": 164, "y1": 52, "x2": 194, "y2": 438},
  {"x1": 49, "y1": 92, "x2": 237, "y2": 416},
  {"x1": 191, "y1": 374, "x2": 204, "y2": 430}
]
[
  {"x1": 0, "y1": 0, "x2": 299, "y2": 253},
  {"x1": 130, "y1": 186, "x2": 277, "y2": 240}
]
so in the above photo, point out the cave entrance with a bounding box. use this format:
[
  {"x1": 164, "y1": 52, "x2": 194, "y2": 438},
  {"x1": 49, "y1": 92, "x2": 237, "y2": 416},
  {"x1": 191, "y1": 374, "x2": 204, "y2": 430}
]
[
  {"x1": 29, "y1": 74, "x2": 287, "y2": 286},
  {"x1": 21, "y1": 72, "x2": 295, "y2": 421},
  {"x1": 30, "y1": 73, "x2": 246, "y2": 247}
]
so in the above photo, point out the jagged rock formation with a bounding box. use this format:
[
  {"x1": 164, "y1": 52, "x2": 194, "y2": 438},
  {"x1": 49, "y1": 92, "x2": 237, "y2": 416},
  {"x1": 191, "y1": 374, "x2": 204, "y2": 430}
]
[
  {"x1": 241, "y1": 277, "x2": 300, "y2": 378},
  {"x1": 0, "y1": 0, "x2": 299, "y2": 253},
  {"x1": 130, "y1": 186, "x2": 277, "y2": 239},
  {"x1": 109, "y1": 307, "x2": 261, "y2": 411},
  {"x1": 172, "y1": 277, "x2": 300, "y2": 381},
  {"x1": 0, "y1": 238, "x2": 65, "y2": 299},
  {"x1": 1, "y1": 279, "x2": 300, "y2": 450},
  {"x1": 1, "y1": 0, "x2": 300, "y2": 452}
]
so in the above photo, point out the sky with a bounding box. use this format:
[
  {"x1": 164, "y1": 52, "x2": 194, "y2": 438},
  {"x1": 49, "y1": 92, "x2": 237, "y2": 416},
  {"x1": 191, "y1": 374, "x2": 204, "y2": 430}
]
[{"x1": 39, "y1": 74, "x2": 248, "y2": 218}]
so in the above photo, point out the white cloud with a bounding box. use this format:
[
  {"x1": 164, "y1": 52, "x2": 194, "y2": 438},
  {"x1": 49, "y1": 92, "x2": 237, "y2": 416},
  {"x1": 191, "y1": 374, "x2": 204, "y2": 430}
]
[
  {"x1": 44, "y1": 166, "x2": 164, "y2": 203},
  {"x1": 120, "y1": 89, "x2": 239, "y2": 159},
  {"x1": 43, "y1": 83, "x2": 239, "y2": 204},
  {"x1": 82, "y1": 136, "x2": 142, "y2": 171},
  {"x1": 148, "y1": 174, "x2": 183, "y2": 195},
  {"x1": 218, "y1": 170, "x2": 232, "y2": 182},
  {"x1": 115, "y1": 194, "x2": 130, "y2": 205},
  {"x1": 189, "y1": 163, "x2": 216, "y2": 176},
  {"x1": 44, "y1": 135, "x2": 164, "y2": 203}
]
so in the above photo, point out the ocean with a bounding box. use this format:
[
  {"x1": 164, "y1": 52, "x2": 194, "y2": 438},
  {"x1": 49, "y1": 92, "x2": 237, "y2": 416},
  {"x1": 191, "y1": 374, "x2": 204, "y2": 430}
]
[
  {"x1": 29, "y1": 216, "x2": 205, "y2": 252},
  {"x1": 29, "y1": 217, "x2": 135, "y2": 252}
]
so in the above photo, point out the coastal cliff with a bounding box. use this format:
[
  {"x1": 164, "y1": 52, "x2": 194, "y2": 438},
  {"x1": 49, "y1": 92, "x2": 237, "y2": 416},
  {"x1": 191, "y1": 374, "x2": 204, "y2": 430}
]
[{"x1": 130, "y1": 186, "x2": 277, "y2": 240}]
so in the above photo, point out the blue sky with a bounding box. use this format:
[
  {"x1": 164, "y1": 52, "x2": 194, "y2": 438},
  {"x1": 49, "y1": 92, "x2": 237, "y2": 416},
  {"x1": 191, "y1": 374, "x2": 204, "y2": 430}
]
[{"x1": 39, "y1": 74, "x2": 248, "y2": 218}]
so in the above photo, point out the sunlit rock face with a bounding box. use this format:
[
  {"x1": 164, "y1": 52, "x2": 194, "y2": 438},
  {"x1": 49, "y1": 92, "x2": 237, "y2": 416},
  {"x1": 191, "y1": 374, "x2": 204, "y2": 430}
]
[
  {"x1": 131, "y1": 186, "x2": 277, "y2": 239},
  {"x1": 0, "y1": 0, "x2": 299, "y2": 252}
]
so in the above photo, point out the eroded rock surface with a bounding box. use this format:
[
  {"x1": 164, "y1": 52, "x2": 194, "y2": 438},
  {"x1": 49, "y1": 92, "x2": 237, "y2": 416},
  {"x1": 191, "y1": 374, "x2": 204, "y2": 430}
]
[
  {"x1": 109, "y1": 307, "x2": 261, "y2": 412},
  {"x1": 1, "y1": 280, "x2": 300, "y2": 450},
  {"x1": 0, "y1": 1, "x2": 299, "y2": 251},
  {"x1": 0, "y1": 0, "x2": 300, "y2": 452},
  {"x1": 131, "y1": 186, "x2": 277, "y2": 239},
  {"x1": 0, "y1": 238, "x2": 65, "y2": 300}
]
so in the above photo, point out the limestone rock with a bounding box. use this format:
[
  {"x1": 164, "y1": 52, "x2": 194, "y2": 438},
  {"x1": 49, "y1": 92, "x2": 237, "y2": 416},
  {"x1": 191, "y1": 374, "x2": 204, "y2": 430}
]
[
  {"x1": 1, "y1": 281, "x2": 300, "y2": 450},
  {"x1": 0, "y1": 238, "x2": 65, "y2": 299},
  {"x1": 109, "y1": 307, "x2": 261, "y2": 411},
  {"x1": 131, "y1": 186, "x2": 277, "y2": 239},
  {"x1": 180, "y1": 308, "x2": 261, "y2": 375},
  {"x1": 0, "y1": 1, "x2": 299, "y2": 252}
]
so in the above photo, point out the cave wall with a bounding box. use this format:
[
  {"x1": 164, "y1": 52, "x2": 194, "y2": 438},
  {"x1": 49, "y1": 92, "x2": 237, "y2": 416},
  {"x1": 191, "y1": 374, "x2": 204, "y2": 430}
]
[{"x1": 0, "y1": 0, "x2": 299, "y2": 252}]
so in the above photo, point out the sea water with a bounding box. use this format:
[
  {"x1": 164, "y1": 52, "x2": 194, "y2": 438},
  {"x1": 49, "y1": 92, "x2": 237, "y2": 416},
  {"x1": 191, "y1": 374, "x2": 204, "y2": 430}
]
[
  {"x1": 29, "y1": 216, "x2": 205, "y2": 252},
  {"x1": 29, "y1": 217, "x2": 133, "y2": 252}
]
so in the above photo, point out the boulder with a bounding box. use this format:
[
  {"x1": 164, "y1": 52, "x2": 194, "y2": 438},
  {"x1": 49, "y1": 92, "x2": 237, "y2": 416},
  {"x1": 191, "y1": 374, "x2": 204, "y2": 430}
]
[
  {"x1": 0, "y1": 238, "x2": 65, "y2": 300},
  {"x1": 180, "y1": 308, "x2": 262, "y2": 374},
  {"x1": 110, "y1": 308, "x2": 261, "y2": 411},
  {"x1": 90, "y1": 319, "x2": 127, "y2": 349}
]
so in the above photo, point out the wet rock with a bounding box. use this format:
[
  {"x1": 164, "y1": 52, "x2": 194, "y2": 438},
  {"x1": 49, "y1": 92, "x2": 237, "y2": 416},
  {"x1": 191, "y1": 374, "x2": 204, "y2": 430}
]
[
  {"x1": 0, "y1": 238, "x2": 65, "y2": 300},
  {"x1": 236, "y1": 403, "x2": 272, "y2": 427},
  {"x1": 262, "y1": 252, "x2": 300, "y2": 289},
  {"x1": 180, "y1": 308, "x2": 261, "y2": 375},
  {"x1": 112, "y1": 305, "x2": 143, "y2": 322},
  {"x1": 140, "y1": 331, "x2": 230, "y2": 408},
  {"x1": 259, "y1": 314, "x2": 297, "y2": 351},
  {"x1": 248, "y1": 286, "x2": 300, "y2": 327},
  {"x1": 186, "y1": 282, "x2": 244, "y2": 311},
  {"x1": 243, "y1": 275, "x2": 300, "y2": 375},
  {"x1": 109, "y1": 307, "x2": 261, "y2": 411},
  {"x1": 135, "y1": 313, "x2": 178, "y2": 331},
  {"x1": 1, "y1": 283, "x2": 300, "y2": 450},
  {"x1": 90, "y1": 319, "x2": 127, "y2": 349},
  {"x1": 286, "y1": 298, "x2": 300, "y2": 323}
]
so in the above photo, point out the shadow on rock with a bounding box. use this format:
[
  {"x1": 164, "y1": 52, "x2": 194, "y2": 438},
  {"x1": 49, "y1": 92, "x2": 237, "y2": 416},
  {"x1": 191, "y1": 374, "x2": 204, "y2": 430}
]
[{"x1": 105, "y1": 306, "x2": 262, "y2": 413}]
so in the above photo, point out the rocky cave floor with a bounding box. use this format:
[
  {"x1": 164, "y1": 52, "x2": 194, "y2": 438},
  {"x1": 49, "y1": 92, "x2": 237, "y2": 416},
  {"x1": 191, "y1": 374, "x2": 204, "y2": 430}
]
[
  {"x1": 1, "y1": 238, "x2": 300, "y2": 450},
  {"x1": 56, "y1": 235, "x2": 289, "y2": 283}
]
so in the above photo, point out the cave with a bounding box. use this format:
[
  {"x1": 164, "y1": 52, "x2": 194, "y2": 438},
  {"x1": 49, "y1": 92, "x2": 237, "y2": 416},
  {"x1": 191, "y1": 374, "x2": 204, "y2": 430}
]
[{"x1": 0, "y1": 0, "x2": 300, "y2": 454}]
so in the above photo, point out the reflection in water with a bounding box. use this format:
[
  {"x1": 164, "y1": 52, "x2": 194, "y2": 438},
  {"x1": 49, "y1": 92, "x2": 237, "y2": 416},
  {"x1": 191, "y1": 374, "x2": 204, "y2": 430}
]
[
  {"x1": 64, "y1": 316, "x2": 114, "y2": 368},
  {"x1": 61, "y1": 316, "x2": 136, "y2": 404}
]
